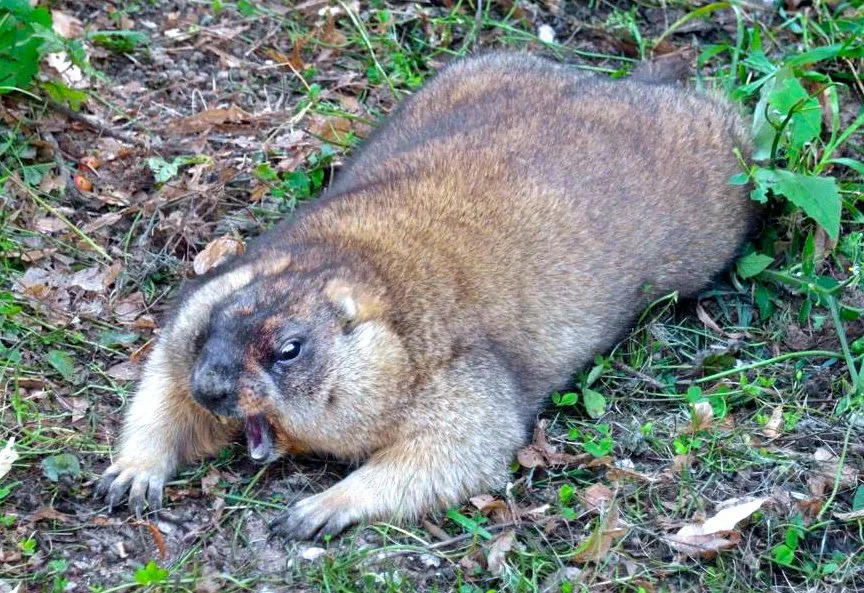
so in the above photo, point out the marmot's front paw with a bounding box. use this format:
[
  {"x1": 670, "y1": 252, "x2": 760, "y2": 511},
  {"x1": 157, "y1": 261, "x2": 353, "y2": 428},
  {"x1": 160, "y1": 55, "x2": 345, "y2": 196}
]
[
  {"x1": 96, "y1": 458, "x2": 170, "y2": 517},
  {"x1": 270, "y1": 487, "x2": 361, "y2": 541}
]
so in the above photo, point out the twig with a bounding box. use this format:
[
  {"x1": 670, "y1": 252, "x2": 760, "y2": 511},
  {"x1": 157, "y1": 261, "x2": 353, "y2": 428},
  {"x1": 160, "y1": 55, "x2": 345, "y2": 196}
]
[
  {"x1": 611, "y1": 360, "x2": 665, "y2": 389},
  {"x1": 42, "y1": 98, "x2": 189, "y2": 155},
  {"x1": 45, "y1": 98, "x2": 148, "y2": 148}
]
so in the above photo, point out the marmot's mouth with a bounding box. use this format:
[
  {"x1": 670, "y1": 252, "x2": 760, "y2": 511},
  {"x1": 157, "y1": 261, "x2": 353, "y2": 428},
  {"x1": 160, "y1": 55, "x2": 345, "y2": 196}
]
[{"x1": 245, "y1": 414, "x2": 274, "y2": 463}]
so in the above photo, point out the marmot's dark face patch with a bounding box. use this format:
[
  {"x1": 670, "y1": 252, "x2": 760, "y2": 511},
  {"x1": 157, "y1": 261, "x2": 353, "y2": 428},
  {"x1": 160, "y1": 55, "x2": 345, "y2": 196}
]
[{"x1": 189, "y1": 272, "x2": 343, "y2": 460}]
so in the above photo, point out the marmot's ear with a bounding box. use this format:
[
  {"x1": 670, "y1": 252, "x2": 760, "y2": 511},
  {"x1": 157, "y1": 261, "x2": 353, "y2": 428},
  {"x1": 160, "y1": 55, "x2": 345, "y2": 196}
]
[{"x1": 324, "y1": 279, "x2": 383, "y2": 329}]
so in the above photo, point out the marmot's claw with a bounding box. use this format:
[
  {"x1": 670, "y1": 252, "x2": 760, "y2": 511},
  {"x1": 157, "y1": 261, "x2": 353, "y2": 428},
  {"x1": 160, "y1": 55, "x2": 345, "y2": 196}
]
[
  {"x1": 97, "y1": 463, "x2": 167, "y2": 518},
  {"x1": 270, "y1": 491, "x2": 356, "y2": 541}
]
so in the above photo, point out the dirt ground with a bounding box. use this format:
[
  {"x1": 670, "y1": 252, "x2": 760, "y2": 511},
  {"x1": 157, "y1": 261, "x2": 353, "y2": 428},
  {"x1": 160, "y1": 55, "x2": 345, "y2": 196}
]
[{"x1": 1, "y1": 1, "x2": 863, "y2": 592}]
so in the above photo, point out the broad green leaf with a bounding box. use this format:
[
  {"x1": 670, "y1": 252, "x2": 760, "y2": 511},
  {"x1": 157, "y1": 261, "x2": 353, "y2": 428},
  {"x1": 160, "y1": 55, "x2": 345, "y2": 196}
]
[
  {"x1": 134, "y1": 561, "x2": 169, "y2": 585},
  {"x1": 585, "y1": 362, "x2": 605, "y2": 386},
  {"x1": 552, "y1": 392, "x2": 577, "y2": 406},
  {"x1": 582, "y1": 436, "x2": 613, "y2": 458},
  {"x1": 728, "y1": 172, "x2": 750, "y2": 186},
  {"x1": 685, "y1": 385, "x2": 702, "y2": 403},
  {"x1": 753, "y1": 168, "x2": 841, "y2": 240},
  {"x1": 751, "y1": 69, "x2": 791, "y2": 160},
  {"x1": 769, "y1": 77, "x2": 821, "y2": 154},
  {"x1": 853, "y1": 485, "x2": 864, "y2": 511},
  {"x1": 785, "y1": 527, "x2": 799, "y2": 550},
  {"x1": 754, "y1": 282, "x2": 775, "y2": 320},
  {"x1": 41, "y1": 80, "x2": 88, "y2": 110},
  {"x1": 772, "y1": 544, "x2": 795, "y2": 566},
  {"x1": 558, "y1": 484, "x2": 575, "y2": 505},
  {"x1": 87, "y1": 30, "x2": 148, "y2": 53},
  {"x1": 582, "y1": 388, "x2": 606, "y2": 419},
  {"x1": 97, "y1": 330, "x2": 139, "y2": 347},
  {"x1": 802, "y1": 232, "x2": 815, "y2": 276},
  {"x1": 46, "y1": 349, "x2": 75, "y2": 382},
  {"x1": 41, "y1": 453, "x2": 80, "y2": 482},
  {"x1": 737, "y1": 253, "x2": 774, "y2": 279}
]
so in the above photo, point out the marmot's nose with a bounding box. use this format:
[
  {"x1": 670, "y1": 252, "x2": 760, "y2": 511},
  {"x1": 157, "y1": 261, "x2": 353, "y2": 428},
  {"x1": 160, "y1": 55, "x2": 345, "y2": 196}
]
[{"x1": 191, "y1": 341, "x2": 239, "y2": 413}]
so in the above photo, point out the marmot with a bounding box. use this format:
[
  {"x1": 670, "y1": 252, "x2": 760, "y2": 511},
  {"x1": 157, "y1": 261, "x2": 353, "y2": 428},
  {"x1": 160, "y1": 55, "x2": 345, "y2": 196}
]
[{"x1": 98, "y1": 52, "x2": 755, "y2": 540}]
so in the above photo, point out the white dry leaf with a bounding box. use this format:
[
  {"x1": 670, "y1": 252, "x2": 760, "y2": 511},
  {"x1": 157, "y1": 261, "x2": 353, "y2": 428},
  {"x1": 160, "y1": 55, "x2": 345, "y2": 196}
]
[
  {"x1": 687, "y1": 401, "x2": 714, "y2": 433},
  {"x1": 299, "y1": 547, "x2": 327, "y2": 562},
  {"x1": 537, "y1": 24, "x2": 556, "y2": 44},
  {"x1": 193, "y1": 236, "x2": 246, "y2": 275},
  {"x1": 763, "y1": 405, "x2": 784, "y2": 438},
  {"x1": 0, "y1": 438, "x2": 19, "y2": 480},
  {"x1": 834, "y1": 509, "x2": 864, "y2": 522},
  {"x1": 51, "y1": 10, "x2": 84, "y2": 38},
  {"x1": 67, "y1": 266, "x2": 107, "y2": 292},
  {"x1": 46, "y1": 52, "x2": 86, "y2": 88},
  {"x1": 68, "y1": 397, "x2": 90, "y2": 422},
  {"x1": 17, "y1": 266, "x2": 51, "y2": 290},
  {"x1": 665, "y1": 497, "x2": 768, "y2": 558},
  {"x1": 35, "y1": 216, "x2": 67, "y2": 233},
  {"x1": 486, "y1": 531, "x2": 516, "y2": 577}
]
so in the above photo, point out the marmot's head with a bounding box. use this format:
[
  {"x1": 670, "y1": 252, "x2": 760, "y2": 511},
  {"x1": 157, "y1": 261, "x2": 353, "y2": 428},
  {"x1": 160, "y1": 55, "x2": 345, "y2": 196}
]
[{"x1": 188, "y1": 266, "x2": 408, "y2": 462}]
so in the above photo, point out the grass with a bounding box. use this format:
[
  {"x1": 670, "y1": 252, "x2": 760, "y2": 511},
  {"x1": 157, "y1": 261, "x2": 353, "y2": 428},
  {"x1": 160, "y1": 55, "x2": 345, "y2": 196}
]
[{"x1": 1, "y1": 0, "x2": 863, "y2": 591}]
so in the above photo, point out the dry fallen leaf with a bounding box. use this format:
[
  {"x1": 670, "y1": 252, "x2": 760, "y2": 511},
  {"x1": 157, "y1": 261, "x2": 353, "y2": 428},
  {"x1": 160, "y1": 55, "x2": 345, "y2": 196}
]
[
  {"x1": 106, "y1": 361, "x2": 140, "y2": 382},
  {"x1": 670, "y1": 454, "x2": 693, "y2": 473},
  {"x1": 74, "y1": 174, "x2": 93, "y2": 192},
  {"x1": 35, "y1": 217, "x2": 67, "y2": 233},
  {"x1": 763, "y1": 405, "x2": 784, "y2": 438},
  {"x1": 28, "y1": 506, "x2": 73, "y2": 524},
  {"x1": 0, "y1": 438, "x2": 19, "y2": 480},
  {"x1": 79, "y1": 155, "x2": 102, "y2": 171},
  {"x1": 200, "y1": 468, "x2": 222, "y2": 495},
  {"x1": 176, "y1": 105, "x2": 254, "y2": 134},
  {"x1": 572, "y1": 506, "x2": 628, "y2": 564},
  {"x1": 193, "y1": 235, "x2": 246, "y2": 276},
  {"x1": 46, "y1": 52, "x2": 86, "y2": 88},
  {"x1": 517, "y1": 420, "x2": 589, "y2": 468},
  {"x1": 67, "y1": 266, "x2": 109, "y2": 292},
  {"x1": 307, "y1": 114, "x2": 353, "y2": 144},
  {"x1": 51, "y1": 10, "x2": 84, "y2": 38},
  {"x1": 486, "y1": 531, "x2": 516, "y2": 576},
  {"x1": 82, "y1": 212, "x2": 124, "y2": 234},
  {"x1": 580, "y1": 483, "x2": 614, "y2": 512},
  {"x1": 695, "y1": 302, "x2": 747, "y2": 339},
  {"x1": 113, "y1": 291, "x2": 146, "y2": 324},
  {"x1": 469, "y1": 494, "x2": 511, "y2": 522},
  {"x1": 664, "y1": 497, "x2": 767, "y2": 558},
  {"x1": 808, "y1": 447, "x2": 859, "y2": 498}
]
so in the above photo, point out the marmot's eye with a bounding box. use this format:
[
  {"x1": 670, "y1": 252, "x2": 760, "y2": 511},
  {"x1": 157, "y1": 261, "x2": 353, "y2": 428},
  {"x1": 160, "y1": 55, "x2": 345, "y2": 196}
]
[{"x1": 276, "y1": 339, "x2": 303, "y2": 362}]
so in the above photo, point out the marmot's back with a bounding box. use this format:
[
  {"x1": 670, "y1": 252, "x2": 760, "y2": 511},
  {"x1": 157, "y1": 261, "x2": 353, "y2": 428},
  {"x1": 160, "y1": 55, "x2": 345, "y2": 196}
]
[{"x1": 295, "y1": 52, "x2": 755, "y2": 395}]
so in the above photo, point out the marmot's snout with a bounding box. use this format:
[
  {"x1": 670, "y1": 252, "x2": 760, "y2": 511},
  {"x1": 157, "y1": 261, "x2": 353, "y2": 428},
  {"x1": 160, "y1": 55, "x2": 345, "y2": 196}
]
[{"x1": 191, "y1": 338, "x2": 241, "y2": 416}]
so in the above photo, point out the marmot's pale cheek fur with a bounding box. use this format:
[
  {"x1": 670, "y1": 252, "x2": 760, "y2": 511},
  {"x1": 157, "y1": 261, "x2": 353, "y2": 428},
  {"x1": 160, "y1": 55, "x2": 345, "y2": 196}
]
[{"x1": 98, "y1": 52, "x2": 756, "y2": 540}]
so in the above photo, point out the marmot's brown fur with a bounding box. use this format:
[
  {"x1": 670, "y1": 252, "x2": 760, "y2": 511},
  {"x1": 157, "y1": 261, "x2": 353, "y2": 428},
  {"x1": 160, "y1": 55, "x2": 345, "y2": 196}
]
[{"x1": 98, "y1": 52, "x2": 755, "y2": 540}]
